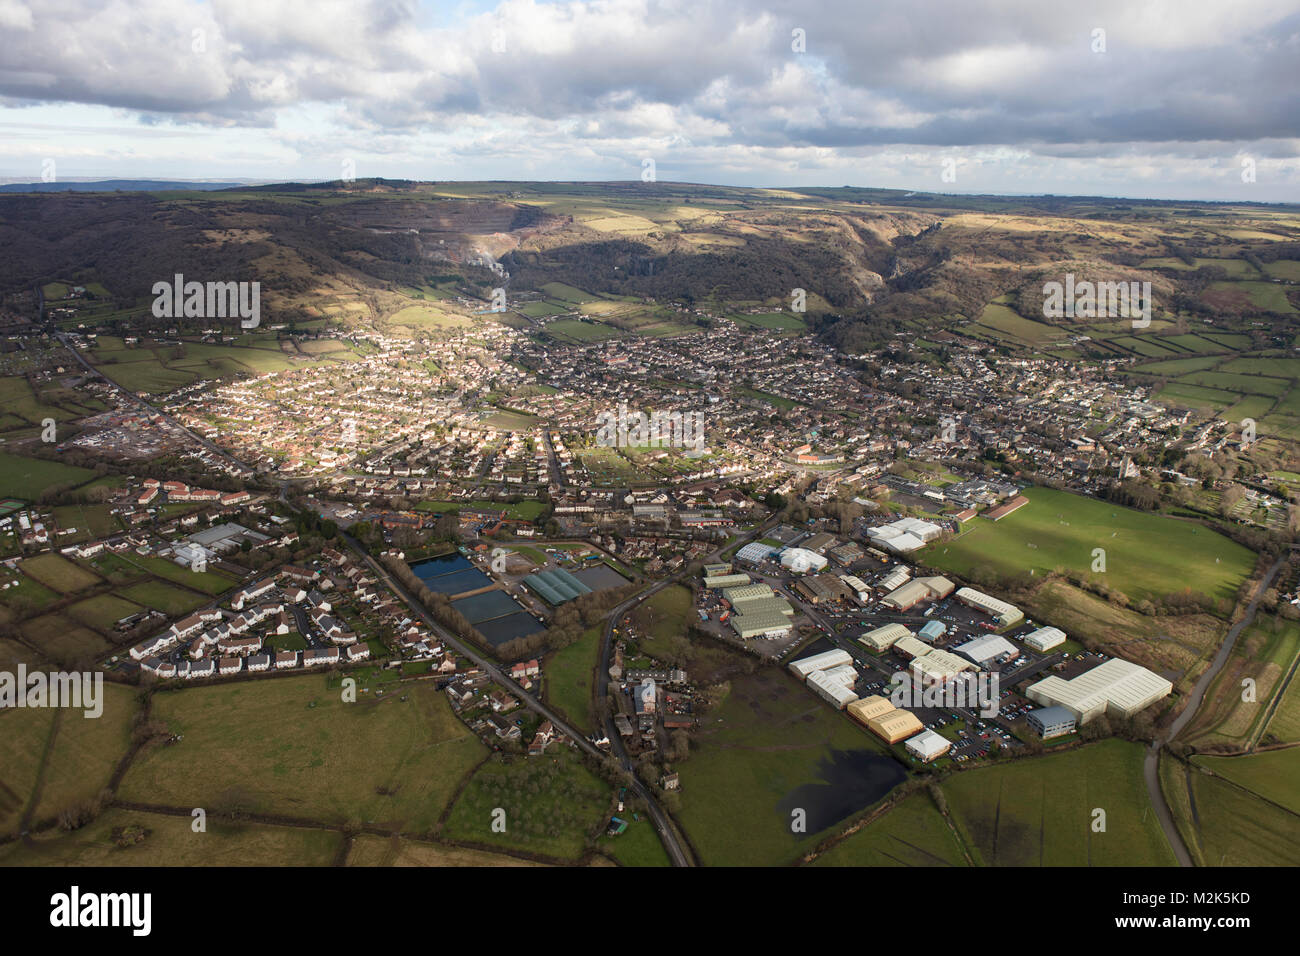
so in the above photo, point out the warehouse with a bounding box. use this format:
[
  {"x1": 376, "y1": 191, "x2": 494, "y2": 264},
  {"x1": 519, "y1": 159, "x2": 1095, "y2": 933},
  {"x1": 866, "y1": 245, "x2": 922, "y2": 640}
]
[
  {"x1": 954, "y1": 587, "x2": 1024, "y2": 627},
  {"x1": 861, "y1": 623, "x2": 911, "y2": 652},
  {"x1": 802, "y1": 532, "x2": 839, "y2": 553},
  {"x1": 818, "y1": 663, "x2": 859, "y2": 688},
  {"x1": 779, "y1": 547, "x2": 829, "y2": 573},
  {"x1": 703, "y1": 563, "x2": 731, "y2": 577},
  {"x1": 1026, "y1": 705, "x2": 1077, "y2": 739},
  {"x1": 523, "y1": 567, "x2": 593, "y2": 605},
  {"x1": 829, "y1": 541, "x2": 865, "y2": 566},
  {"x1": 789, "y1": 648, "x2": 853, "y2": 679},
  {"x1": 807, "y1": 668, "x2": 860, "y2": 710},
  {"x1": 880, "y1": 575, "x2": 955, "y2": 611},
  {"x1": 953, "y1": 634, "x2": 1018, "y2": 667},
  {"x1": 878, "y1": 566, "x2": 912, "y2": 592},
  {"x1": 1023, "y1": 626, "x2": 1066, "y2": 652},
  {"x1": 847, "y1": 695, "x2": 896, "y2": 723},
  {"x1": 867, "y1": 708, "x2": 925, "y2": 744},
  {"x1": 793, "y1": 574, "x2": 850, "y2": 604},
  {"x1": 723, "y1": 582, "x2": 775, "y2": 604},
  {"x1": 735, "y1": 542, "x2": 775, "y2": 565},
  {"x1": 918, "y1": 620, "x2": 947, "y2": 642},
  {"x1": 840, "y1": 574, "x2": 871, "y2": 603},
  {"x1": 704, "y1": 572, "x2": 751, "y2": 589},
  {"x1": 1025, "y1": 658, "x2": 1172, "y2": 723},
  {"x1": 731, "y1": 609, "x2": 794, "y2": 640},
  {"x1": 867, "y1": 517, "x2": 944, "y2": 554},
  {"x1": 910, "y1": 649, "x2": 974, "y2": 688},
  {"x1": 904, "y1": 729, "x2": 952, "y2": 763},
  {"x1": 893, "y1": 634, "x2": 933, "y2": 660}
]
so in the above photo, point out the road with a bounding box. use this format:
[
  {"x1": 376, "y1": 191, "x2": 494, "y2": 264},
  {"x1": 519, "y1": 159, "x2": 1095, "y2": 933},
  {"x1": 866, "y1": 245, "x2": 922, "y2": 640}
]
[
  {"x1": 593, "y1": 521, "x2": 773, "y2": 863},
  {"x1": 55, "y1": 331, "x2": 254, "y2": 476},
  {"x1": 344, "y1": 531, "x2": 693, "y2": 867},
  {"x1": 1142, "y1": 553, "x2": 1287, "y2": 867}
]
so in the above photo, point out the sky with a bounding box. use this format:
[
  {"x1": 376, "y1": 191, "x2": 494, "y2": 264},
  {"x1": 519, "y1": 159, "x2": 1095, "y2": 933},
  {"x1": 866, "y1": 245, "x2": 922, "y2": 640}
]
[{"x1": 0, "y1": 0, "x2": 1297, "y2": 201}]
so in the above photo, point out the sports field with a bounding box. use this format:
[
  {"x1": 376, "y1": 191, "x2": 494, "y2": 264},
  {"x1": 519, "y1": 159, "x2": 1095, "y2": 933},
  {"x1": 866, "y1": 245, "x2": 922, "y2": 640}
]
[{"x1": 925, "y1": 487, "x2": 1254, "y2": 605}]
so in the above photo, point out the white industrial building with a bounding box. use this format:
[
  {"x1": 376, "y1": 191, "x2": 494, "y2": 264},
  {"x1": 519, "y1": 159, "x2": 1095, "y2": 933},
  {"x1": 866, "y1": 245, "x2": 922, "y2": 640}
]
[
  {"x1": 905, "y1": 729, "x2": 952, "y2": 763},
  {"x1": 867, "y1": 517, "x2": 944, "y2": 554},
  {"x1": 910, "y1": 649, "x2": 975, "y2": 687},
  {"x1": 878, "y1": 566, "x2": 912, "y2": 592},
  {"x1": 1024, "y1": 626, "x2": 1067, "y2": 652},
  {"x1": 780, "y1": 547, "x2": 829, "y2": 573},
  {"x1": 789, "y1": 648, "x2": 853, "y2": 680},
  {"x1": 953, "y1": 634, "x2": 1019, "y2": 667},
  {"x1": 1025, "y1": 658, "x2": 1172, "y2": 723},
  {"x1": 807, "y1": 668, "x2": 860, "y2": 710},
  {"x1": 735, "y1": 542, "x2": 775, "y2": 564},
  {"x1": 955, "y1": 587, "x2": 1024, "y2": 627}
]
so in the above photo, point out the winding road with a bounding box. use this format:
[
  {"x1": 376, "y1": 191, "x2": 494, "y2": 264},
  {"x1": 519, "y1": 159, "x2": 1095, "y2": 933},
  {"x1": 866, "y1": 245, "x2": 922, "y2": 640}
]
[{"x1": 1142, "y1": 553, "x2": 1287, "y2": 866}]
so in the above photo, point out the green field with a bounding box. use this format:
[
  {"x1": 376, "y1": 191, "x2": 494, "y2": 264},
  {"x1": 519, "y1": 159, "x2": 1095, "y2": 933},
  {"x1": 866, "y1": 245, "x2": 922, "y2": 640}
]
[
  {"x1": 1193, "y1": 750, "x2": 1300, "y2": 815},
  {"x1": 0, "y1": 452, "x2": 94, "y2": 499},
  {"x1": 926, "y1": 486, "x2": 1254, "y2": 605},
  {"x1": 0, "y1": 683, "x2": 139, "y2": 836},
  {"x1": 2, "y1": 807, "x2": 343, "y2": 867},
  {"x1": 120, "y1": 675, "x2": 486, "y2": 831},
  {"x1": 944, "y1": 740, "x2": 1175, "y2": 865},
  {"x1": 544, "y1": 318, "x2": 625, "y2": 342},
  {"x1": 675, "y1": 668, "x2": 901, "y2": 866},
  {"x1": 544, "y1": 625, "x2": 601, "y2": 734},
  {"x1": 441, "y1": 750, "x2": 610, "y2": 860},
  {"x1": 1162, "y1": 757, "x2": 1300, "y2": 866},
  {"x1": 810, "y1": 790, "x2": 970, "y2": 866}
]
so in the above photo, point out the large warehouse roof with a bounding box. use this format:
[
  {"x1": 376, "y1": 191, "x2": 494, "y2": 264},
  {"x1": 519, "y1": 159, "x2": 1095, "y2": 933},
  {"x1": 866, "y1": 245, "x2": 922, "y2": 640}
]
[
  {"x1": 955, "y1": 587, "x2": 1024, "y2": 626},
  {"x1": 789, "y1": 648, "x2": 852, "y2": 679},
  {"x1": 905, "y1": 729, "x2": 951, "y2": 761},
  {"x1": 893, "y1": 634, "x2": 933, "y2": 659},
  {"x1": 1025, "y1": 658, "x2": 1172, "y2": 723},
  {"x1": 953, "y1": 634, "x2": 1018, "y2": 665},
  {"x1": 1024, "y1": 626, "x2": 1067, "y2": 651},
  {"x1": 735, "y1": 542, "x2": 775, "y2": 564},
  {"x1": 861, "y1": 623, "x2": 911, "y2": 651},
  {"x1": 704, "y1": 572, "x2": 751, "y2": 589},
  {"x1": 847, "y1": 695, "x2": 897, "y2": 723},
  {"x1": 524, "y1": 568, "x2": 593, "y2": 605}
]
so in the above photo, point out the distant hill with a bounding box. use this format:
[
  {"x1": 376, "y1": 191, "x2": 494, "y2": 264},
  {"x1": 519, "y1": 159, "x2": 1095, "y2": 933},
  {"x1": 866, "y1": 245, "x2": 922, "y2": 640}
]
[{"x1": 0, "y1": 180, "x2": 248, "y2": 193}]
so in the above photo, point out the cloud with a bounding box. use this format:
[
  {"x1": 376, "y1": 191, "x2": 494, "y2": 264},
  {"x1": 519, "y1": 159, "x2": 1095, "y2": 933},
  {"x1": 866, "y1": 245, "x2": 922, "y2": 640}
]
[{"x1": 0, "y1": 0, "x2": 1296, "y2": 198}]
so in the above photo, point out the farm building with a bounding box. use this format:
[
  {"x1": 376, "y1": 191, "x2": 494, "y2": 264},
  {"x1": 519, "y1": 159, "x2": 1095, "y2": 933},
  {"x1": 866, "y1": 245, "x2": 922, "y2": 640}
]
[
  {"x1": 905, "y1": 729, "x2": 952, "y2": 763},
  {"x1": 1023, "y1": 626, "x2": 1067, "y2": 652},
  {"x1": 789, "y1": 648, "x2": 853, "y2": 680},
  {"x1": 955, "y1": 587, "x2": 1023, "y2": 627},
  {"x1": 1025, "y1": 658, "x2": 1172, "y2": 724},
  {"x1": 861, "y1": 623, "x2": 911, "y2": 652}
]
